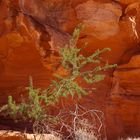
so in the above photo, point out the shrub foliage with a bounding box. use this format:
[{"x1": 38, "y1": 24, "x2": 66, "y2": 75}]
[{"x1": 0, "y1": 24, "x2": 116, "y2": 122}]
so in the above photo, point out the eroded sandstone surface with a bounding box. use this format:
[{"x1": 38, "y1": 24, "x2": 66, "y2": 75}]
[{"x1": 0, "y1": 0, "x2": 140, "y2": 139}]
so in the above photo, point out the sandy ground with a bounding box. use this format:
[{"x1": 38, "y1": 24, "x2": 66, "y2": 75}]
[{"x1": 0, "y1": 130, "x2": 61, "y2": 140}]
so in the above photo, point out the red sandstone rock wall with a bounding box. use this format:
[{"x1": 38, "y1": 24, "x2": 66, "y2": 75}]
[{"x1": 0, "y1": 0, "x2": 140, "y2": 139}]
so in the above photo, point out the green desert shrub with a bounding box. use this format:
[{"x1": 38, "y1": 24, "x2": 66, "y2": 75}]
[{"x1": 1, "y1": 24, "x2": 116, "y2": 123}]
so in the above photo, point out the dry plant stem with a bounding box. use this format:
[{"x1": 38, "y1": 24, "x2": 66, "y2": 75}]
[
  {"x1": 54, "y1": 104, "x2": 107, "y2": 140},
  {"x1": 31, "y1": 104, "x2": 106, "y2": 140}
]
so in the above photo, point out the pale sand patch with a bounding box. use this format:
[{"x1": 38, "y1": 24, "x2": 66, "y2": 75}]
[{"x1": 0, "y1": 130, "x2": 61, "y2": 140}]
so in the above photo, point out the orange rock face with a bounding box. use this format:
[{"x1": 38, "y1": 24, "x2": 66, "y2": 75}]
[
  {"x1": 0, "y1": 0, "x2": 140, "y2": 139},
  {"x1": 107, "y1": 55, "x2": 140, "y2": 139}
]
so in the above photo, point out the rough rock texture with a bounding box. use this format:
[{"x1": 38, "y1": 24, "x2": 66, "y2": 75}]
[
  {"x1": 76, "y1": 0, "x2": 122, "y2": 39},
  {"x1": 106, "y1": 54, "x2": 140, "y2": 139},
  {"x1": 0, "y1": 0, "x2": 140, "y2": 139}
]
